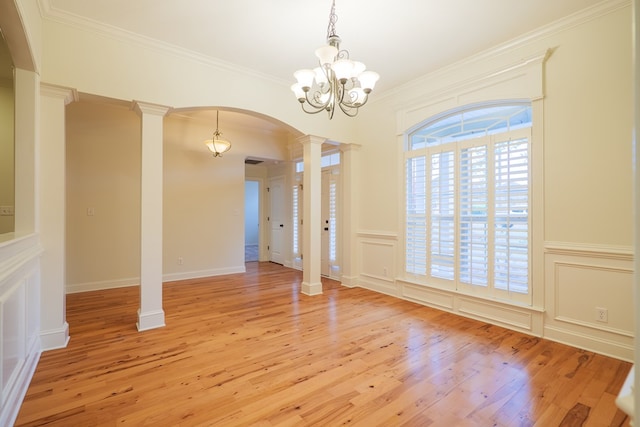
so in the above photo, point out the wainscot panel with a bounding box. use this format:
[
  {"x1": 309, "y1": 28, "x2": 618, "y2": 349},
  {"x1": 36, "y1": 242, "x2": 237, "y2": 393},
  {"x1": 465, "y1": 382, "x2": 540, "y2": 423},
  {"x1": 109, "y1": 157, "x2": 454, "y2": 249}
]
[
  {"x1": 544, "y1": 242, "x2": 634, "y2": 361},
  {"x1": 0, "y1": 235, "x2": 42, "y2": 427},
  {"x1": 357, "y1": 232, "x2": 398, "y2": 297}
]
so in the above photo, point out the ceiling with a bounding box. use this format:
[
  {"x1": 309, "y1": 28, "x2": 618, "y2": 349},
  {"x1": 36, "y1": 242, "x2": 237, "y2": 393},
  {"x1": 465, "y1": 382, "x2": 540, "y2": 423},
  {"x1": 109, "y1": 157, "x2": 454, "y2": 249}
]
[
  {"x1": 42, "y1": 0, "x2": 605, "y2": 94},
  {"x1": 2, "y1": 1, "x2": 608, "y2": 144}
]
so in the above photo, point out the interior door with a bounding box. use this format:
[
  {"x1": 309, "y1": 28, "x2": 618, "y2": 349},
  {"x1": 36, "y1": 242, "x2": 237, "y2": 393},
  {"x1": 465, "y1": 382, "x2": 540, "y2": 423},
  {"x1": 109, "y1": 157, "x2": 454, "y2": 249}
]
[
  {"x1": 321, "y1": 170, "x2": 330, "y2": 276},
  {"x1": 269, "y1": 176, "x2": 285, "y2": 264}
]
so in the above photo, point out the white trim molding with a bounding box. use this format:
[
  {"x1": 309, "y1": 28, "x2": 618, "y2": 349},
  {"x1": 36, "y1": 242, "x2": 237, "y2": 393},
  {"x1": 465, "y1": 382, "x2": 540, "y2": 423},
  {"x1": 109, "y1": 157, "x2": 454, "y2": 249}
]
[
  {"x1": 0, "y1": 235, "x2": 42, "y2": 427},
  {"x1": 544, "y1": 242, "x2": 634, "y2": 361}
]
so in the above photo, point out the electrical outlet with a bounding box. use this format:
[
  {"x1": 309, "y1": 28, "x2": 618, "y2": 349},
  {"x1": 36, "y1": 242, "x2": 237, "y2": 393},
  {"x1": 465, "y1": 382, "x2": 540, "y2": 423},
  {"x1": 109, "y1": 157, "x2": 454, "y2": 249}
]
[
  {"x1": 178, "y1": 257, "x2": 184, "y2": 265},
  {"x1": 595, "y1": 307, "x2": 608, "y2": 323},
  {"x1": 0, "y1": 206, "x2": 14, "y2": 216}
]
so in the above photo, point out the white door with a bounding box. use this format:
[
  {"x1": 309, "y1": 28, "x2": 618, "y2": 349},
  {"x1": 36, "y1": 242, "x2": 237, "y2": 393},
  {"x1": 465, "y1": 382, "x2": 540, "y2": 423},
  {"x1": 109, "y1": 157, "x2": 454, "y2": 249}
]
[
  {"x1": 269, "y1": 176, "x2": 285, "y2": 264},
  {"x1": 321, "y1": 170, "x2": 330, "y2": 276}
]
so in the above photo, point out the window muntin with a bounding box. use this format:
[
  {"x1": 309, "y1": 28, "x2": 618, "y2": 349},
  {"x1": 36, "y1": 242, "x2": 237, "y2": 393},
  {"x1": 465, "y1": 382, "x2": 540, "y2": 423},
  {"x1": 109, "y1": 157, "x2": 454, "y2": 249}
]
[
  {"x1": 409, "y1": 104, "x2": 532, "y2": 150},
  {"x1": 404, "y1": 103, "x2": 531, "y2": 305}
]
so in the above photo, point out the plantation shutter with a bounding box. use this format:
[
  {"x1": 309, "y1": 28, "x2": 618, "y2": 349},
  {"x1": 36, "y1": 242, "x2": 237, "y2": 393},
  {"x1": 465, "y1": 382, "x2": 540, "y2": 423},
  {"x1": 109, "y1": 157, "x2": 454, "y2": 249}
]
[
  {"x1": 406, "y1": 155, "x2": 427, "y2": 276},
  {"x1": 459, "y1": 144, "x2": 489, "y2": 286},
  {"x1": 429, "y1": 151, "x2": 455, "y2": 280},
  {"x1": 494, "y1": 136, "x2": 529, "y2": 294}
]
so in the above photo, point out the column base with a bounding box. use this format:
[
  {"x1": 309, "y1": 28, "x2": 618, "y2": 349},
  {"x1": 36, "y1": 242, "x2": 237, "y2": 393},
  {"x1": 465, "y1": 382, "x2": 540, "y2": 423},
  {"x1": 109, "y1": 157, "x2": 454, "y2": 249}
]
[
  {"x1": 301, "y1": 281, "x2": 323, "y2": 296},
  {"x1": 40, "y1": 321, "x2": 70, "y2": 351},
  {"x1": 137, "y1": 309, "x2": 165, "y2": 331},
  {"x1": 340, "y1": 275, "x2": 358, "y2": 288}
]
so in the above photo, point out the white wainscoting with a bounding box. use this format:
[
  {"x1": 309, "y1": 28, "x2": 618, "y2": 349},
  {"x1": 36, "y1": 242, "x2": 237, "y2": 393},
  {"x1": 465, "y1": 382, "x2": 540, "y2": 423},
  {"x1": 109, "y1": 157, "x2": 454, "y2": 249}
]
[
  {"x1": 544, "y1": 242, "x2": 634, "y2": 361},
  {"x1": 396, "y1": 278, "x2": 545, "y2": 336},
  {"x1": 0, "y1": 234, "x2": 42, "y2": 427},
  {"x1": 356, "y1": 230, "x2": 544, "y2": 337},
  {"x1": 356, "y1": 233, "x2": 633, "y2": 360},
  {"x1": 356, "y1": 231, "x2": 398, "y2": 296}
]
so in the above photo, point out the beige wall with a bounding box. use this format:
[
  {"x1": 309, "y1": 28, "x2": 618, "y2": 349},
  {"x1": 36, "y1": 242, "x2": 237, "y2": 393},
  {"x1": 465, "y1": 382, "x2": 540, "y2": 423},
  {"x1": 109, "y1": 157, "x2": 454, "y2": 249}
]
[
  {"x1": 543, "y1": 6, "x2": 632, "y2": 245},
  {"x1": 65, "y1": 101, "x2": 141, "y2": 290},
  {"x1": 0, "y1": 83, "x2": 14, "y2": 235},
  {"x1": 66, "y1": 102, "x2": 292, "y2": 290}
]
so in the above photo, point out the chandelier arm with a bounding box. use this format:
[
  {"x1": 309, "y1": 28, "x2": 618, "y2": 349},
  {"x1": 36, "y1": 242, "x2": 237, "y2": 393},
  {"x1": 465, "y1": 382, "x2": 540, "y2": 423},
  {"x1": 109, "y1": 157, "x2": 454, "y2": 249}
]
[
  {"x1": 337, "y1": 101, "x2": 359, "y2": 117},
  {"x1": 300, "y1": 102, "x2": 329, "y2": 115},
  {"x1": 303, "y1": 89, "x2": 330, "y2": 111}
]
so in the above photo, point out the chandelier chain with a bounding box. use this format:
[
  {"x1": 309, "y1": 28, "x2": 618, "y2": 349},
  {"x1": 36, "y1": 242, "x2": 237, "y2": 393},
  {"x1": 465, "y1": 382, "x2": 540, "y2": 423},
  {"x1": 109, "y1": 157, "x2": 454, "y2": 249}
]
[{"x1": 326, "y1": 0, "x2": 338, "y2": 40}]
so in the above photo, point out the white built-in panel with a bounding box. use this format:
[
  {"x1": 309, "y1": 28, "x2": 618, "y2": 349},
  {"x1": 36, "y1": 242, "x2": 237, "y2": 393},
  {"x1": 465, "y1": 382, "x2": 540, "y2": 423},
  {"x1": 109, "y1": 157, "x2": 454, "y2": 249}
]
[{"x1": 0, "y1": 236, "x2": 42, "y2": 427}]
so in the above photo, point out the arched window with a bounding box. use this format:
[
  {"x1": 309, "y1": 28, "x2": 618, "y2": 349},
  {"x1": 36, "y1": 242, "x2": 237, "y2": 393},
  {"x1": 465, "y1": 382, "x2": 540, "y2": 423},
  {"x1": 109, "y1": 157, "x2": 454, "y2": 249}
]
[{"x1": 404, "y1": 102, "x2": 532, "y2": 305}]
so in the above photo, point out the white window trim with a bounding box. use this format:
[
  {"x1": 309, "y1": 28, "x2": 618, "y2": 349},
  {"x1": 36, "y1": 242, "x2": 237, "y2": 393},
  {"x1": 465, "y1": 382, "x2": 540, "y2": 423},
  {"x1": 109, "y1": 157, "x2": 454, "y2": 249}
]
[{"x1": 396, "y1": 49, "x2": 550, "y2": 313}]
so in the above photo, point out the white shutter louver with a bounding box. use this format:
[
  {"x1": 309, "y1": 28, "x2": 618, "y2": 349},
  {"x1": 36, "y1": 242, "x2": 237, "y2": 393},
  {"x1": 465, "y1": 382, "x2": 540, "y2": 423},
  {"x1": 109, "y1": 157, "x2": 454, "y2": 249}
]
[
  {"x1": 459, "y1": 145, "x2": 489, "y2": 286},
  {"x1": 494, "y1": 137, "x2": 529, "y2": 294},
  {"x1": 430, "y1": 151, "x2": 455, "y2": 280},
  {"x1": 406, "y1": 156, "x2": 427, "y2": 275}
]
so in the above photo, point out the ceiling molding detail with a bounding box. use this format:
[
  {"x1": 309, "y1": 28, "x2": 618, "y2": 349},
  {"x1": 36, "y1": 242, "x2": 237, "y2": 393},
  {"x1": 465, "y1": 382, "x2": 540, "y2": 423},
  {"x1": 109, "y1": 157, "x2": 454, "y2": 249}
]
[{"x1": 36, "y1": 0, "x2": 290, "y2": 88}]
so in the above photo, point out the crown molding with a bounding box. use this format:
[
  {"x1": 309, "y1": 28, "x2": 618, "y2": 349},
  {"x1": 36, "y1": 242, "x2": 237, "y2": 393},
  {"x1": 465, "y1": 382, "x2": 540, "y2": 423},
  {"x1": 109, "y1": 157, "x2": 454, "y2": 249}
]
[{"x1": 36, "y1": 0, "x2": 291, "y2": 88}]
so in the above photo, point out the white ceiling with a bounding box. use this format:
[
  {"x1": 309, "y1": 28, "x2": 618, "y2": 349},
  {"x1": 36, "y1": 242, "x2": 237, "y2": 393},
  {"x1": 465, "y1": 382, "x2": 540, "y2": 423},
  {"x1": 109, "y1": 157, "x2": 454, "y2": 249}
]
[{"x1": 42, "y1": 0, "x2": 605, "y2": 94}]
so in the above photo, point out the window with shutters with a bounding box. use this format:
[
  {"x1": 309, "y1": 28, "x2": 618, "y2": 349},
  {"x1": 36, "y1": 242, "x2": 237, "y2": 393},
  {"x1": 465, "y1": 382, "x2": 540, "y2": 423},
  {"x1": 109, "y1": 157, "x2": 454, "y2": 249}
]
[{"x1": 404, "y1": 103, "x2": 532, "y2": 305}]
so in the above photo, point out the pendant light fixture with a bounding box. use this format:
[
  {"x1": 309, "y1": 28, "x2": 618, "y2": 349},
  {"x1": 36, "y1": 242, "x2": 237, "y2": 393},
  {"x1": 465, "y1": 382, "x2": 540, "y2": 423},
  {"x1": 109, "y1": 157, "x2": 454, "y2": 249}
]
[{"x1": 204, "y1": 110, "x2": 231, "y2": 157}]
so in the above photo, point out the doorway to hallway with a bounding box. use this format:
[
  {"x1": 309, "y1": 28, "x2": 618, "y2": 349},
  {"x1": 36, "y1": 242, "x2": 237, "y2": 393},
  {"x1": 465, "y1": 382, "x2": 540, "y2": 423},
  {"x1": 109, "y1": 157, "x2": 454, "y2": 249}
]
[{"x1": 245, "y1": 180, "x2": 260, "y2": 262}]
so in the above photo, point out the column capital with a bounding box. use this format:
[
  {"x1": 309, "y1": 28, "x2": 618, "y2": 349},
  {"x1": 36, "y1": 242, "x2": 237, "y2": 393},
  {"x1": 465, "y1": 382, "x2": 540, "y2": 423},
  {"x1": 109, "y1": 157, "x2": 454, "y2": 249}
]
[
  {"x1": 297, "y1": 134, "x2": 326, "y2": 146},
  {"x1": 339, "y1": 142, "x2": 362, "y2": 152},
  {"x1": 132, "y1": 100, "x2": 170, "y2": 117},
  {"x1": 40, "y1": 83, "x2": 78, "y2": 105}
]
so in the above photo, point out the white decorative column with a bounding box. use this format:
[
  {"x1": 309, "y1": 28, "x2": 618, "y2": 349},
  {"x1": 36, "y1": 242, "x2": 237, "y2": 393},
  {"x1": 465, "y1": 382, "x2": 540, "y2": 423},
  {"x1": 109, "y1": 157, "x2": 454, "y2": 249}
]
[
  {"x1": 133, "y1": 101, "x2": 169, "y2": 331},
  {"x1": 299, "y1": 135, "x2": 325, "y2": 295},
  {"x1": 39, "y1": 83, "x2": 78, "y2": 350},
  {"x1": 616, "y1": 0, "x2": 639, "y2": 423},
  {"x1": 339, "y1": 143, "x2": 360, "y2": 288}
]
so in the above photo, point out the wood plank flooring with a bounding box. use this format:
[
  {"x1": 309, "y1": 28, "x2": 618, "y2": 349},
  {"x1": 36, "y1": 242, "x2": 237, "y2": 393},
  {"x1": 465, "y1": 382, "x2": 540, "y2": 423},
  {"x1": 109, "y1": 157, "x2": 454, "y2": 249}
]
[{"x1": 16, "y1": 262, "x2": 631, "y2": 426}]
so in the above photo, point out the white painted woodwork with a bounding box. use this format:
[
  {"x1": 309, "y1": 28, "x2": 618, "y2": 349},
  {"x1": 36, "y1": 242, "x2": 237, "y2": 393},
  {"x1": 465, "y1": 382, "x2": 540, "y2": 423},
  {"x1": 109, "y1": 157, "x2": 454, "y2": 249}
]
[
  {"x1": 133, "y1": 101, "x2": 169, "y2": 331},
  {"x1": 39, "y1": 84, "x2": 77, "y2": 350},
  {"x1": 321, "y1": 169, "x2": 330, "y2": 277},
  {"x1": 299, "y1": 135, "x2": 324, "y2": 295},
  {"x1": 268, "y1": 176, "x2": 285, "y2": 265},
  {"x1": 339, "y1": 144, "x2": 359, "y2": 288}
]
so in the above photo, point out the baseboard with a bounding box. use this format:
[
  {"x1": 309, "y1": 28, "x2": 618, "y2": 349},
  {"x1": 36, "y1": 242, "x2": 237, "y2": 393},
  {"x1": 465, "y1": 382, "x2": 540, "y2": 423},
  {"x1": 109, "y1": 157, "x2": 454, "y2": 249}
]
[
  {"x1": 543, "y1": 324, "x2": 634, "y2": 362},
  {"x1": 163, "y1": 266, "x2": 246, "y2": 283},
  {"x1": 67, "y1": 266, "x2": 248, "y2": 293},
  {"x1": 301, "y1": 281, "x2": 323, "y2": 296},
  {"x1": 0, "y1": 338, "x2": 41, "y2": 427},
  {"x1": 66, "y1": 277, "x2": 139, "y2": 294}
]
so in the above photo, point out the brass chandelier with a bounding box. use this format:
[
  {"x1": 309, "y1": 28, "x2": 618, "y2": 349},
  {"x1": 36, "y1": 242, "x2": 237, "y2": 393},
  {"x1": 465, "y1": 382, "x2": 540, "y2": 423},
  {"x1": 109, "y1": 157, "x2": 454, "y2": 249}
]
[{"x1": 291, "y1": 0, "x2": 379, "y2": 119}]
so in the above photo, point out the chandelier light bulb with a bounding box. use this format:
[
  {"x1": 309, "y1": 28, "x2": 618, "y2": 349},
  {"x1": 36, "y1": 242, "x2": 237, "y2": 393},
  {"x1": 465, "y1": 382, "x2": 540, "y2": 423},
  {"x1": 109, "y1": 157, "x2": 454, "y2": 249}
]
[
  {"x1": 294, "y1": 69, "x2": 315, "y2": 91},
  {"x1": 358, "y1": 70, "x2": 380, "y2": 92},
  {"x1": 315, "y1": 45, "x2": 338, "y2": 66}
]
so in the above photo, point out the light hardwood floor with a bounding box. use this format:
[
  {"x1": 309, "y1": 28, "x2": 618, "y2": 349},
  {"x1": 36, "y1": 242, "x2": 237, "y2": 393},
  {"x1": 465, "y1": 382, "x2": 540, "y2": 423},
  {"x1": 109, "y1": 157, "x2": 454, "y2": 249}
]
[{"x1": 16, "y1": 262, "x2": 631, "y2": 426}]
